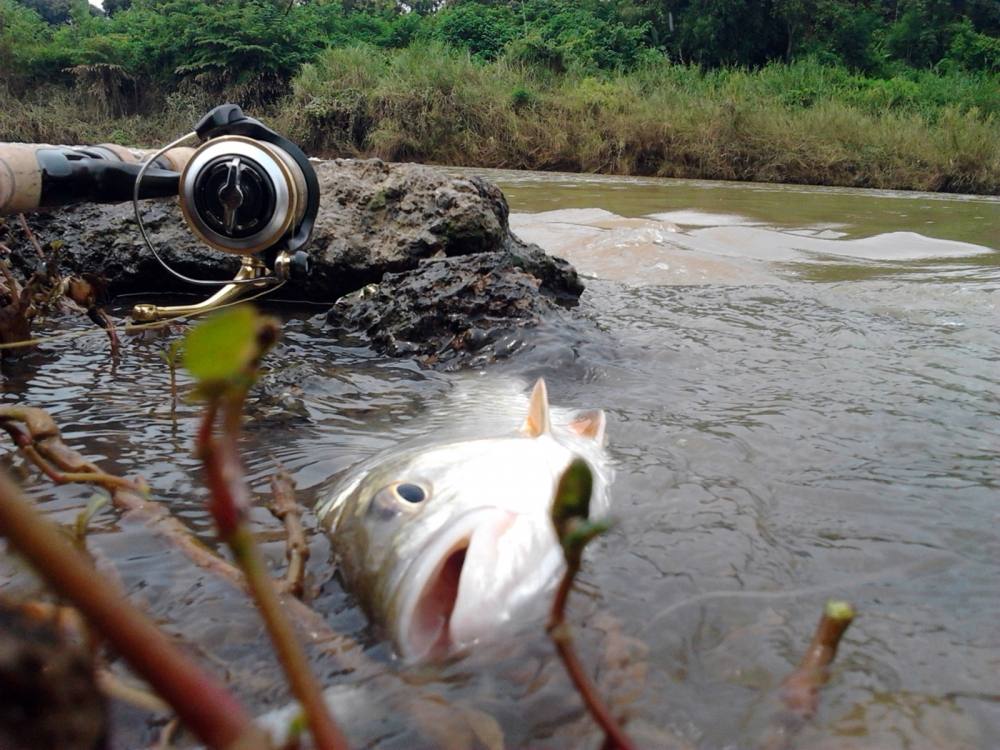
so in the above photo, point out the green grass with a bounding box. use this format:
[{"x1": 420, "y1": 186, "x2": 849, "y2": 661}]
[
  {"x1": 272, "y1": 45, "x2": 999, "y2": 193},
  {"x1": 2, "y1": 46, "x2": 998, "y2": 194}
]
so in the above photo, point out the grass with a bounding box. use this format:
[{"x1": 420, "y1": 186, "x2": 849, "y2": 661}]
[{"x1": 2, "y1": 46, "x2": 997, "y2": 194}]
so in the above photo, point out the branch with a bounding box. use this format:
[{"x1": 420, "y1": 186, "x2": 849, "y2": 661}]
[
  {"x1": 0, "y1": 399, "x2": 471, "y2": 743},
  {"x1": 0, "y1": 470, "x2": 272, "y2": 750},
  {"x1": 269, "y1": 468, "x2": 309, "y2": 599},
  {"x1": 17, "y1": 213, "x2": 46, "y2": 260}
]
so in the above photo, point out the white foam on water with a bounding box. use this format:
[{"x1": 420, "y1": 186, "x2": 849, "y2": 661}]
[{"x1": 511, "y1": 208, "x2": 997, "y2": 286}]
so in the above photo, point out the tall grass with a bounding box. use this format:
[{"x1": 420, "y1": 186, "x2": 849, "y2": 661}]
[
  {"x1": 0, "y1": 84, "x2": 214, "y2": 145},
  {"x1": 3, "y1": 45, "x2": 998, "y2": 193}
]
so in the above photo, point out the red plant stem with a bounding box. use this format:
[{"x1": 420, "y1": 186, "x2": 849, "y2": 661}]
[
  {"x1": 760, "y1": 601, "x2": 855, "y2": 750},
  {"x1": 0, "y1": 470, "x2": 271, "y2": 750},
  {"x1": 230, "y1": 525, "x2": 349, "y2": 750},
  {"x1": 779, "y1": 602, "x2": 855, "y2": 719},
  {"x1": 548, "y1": 565, "x2": 637, "y2": 750},
  {"x1": 198, "y1": 398, "x2": 349, "y2": 750}
]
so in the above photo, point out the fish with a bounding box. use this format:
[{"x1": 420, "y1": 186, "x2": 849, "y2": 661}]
[{"x1": 316, "y1": 378, "x2": 612, "y2": 662}]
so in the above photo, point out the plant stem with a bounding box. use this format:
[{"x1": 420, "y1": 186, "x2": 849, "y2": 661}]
[
  {"x1": 198, "y1": 386, "x2": 349, "y2": 750},
  {"x1": 230, "y1": 525, "x2": 348, "y2": 750},
  {"x1": 547, "y1": 556, "x2": 636, "y2": 750},
  {"x1": 760, "y1": 600, "x2": 855, "y2": 750},
  {"x1": 0, "y1": 470, "x2": 271, "y2": 750}
]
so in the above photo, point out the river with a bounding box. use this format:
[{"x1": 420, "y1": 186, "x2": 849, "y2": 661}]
[{"x1": 2, "y1": 170, "x2": 998, "y2": 748}]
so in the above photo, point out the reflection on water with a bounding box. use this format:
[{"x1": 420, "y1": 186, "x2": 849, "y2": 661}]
[{"x1": 2, "y1": 170, "x2": 999, "y2": 748}]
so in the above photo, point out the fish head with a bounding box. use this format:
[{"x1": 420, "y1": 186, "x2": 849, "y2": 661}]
[{"x1": 318, "y1": 379, "x2": 610, "y2": 662}]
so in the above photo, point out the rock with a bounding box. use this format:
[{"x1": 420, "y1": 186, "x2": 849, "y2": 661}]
[
  {"x1": 329, "y1": 250, "x2": 571, "y2": 370},
  {"x1": 9, "y1": 159, "x2": 582, "y2": 303},
  {"x1": 4, "y1": 158, "x2": 584, "y2": 368}
]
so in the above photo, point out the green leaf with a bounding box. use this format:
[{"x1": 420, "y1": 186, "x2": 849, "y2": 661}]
[
  {"x1": 182, "y1": 306, "x2": 260, "y2": 385},
  {"x1": 552, "y1": 458, "x2": 594, "y2": 531},
  {"x1": 563, "y1": 518, "x2": 610, "y2": 554}
]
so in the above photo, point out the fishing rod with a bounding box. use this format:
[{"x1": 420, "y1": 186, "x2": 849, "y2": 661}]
[{"x1": 0, "y1": 104, "x2": 319, "y2": 321}]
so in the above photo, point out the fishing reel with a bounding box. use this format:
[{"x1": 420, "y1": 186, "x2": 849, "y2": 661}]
[
  {"x1": 130, "y1": 104, "x2": 319, "y2": 321},
  {"x1": 0, "y1": 104, "x2": 319, "y2": 321}
]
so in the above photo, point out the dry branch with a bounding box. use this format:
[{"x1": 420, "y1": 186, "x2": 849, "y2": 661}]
[
  {"x1": 0, "y1": 401, "x2": 469, "y2": 747},
  {"x1": 269, "y1": 468, "x2": 309, "y2": 599}
]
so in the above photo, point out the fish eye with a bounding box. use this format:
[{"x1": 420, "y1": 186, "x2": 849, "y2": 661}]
[
  {"x1": 394, "y1": 483, "x2": 426, "y2": 504},
  {"x1": 368, "y1": 481, "x2": 430, "y2": 520}
]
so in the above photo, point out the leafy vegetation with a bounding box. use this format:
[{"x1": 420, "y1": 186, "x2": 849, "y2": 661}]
[{"x1": 0, "y1": 0, "x2": 997, "y2": 191}]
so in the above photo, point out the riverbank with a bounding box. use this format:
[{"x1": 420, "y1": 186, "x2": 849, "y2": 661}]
[{"x1": 2, "y1": 49, "x2": 997, "y2": 194}]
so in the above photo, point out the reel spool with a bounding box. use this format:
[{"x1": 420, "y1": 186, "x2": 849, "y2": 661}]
[{"x1": 130, "y1": 104, "x2": 319, "y2": 322}]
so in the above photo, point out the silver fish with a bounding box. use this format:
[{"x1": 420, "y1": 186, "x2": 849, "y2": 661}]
[{"x1": 317, "y1": 379, "x2": 611, "y2": 662}]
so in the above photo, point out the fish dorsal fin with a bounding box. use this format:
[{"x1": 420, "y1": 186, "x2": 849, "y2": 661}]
[
  {"x1": 568, "y1": 409, "x2": 607, "y2": 445},
  {"x1": 521, "y1": 378, "x2": 551, "y2": 437}
]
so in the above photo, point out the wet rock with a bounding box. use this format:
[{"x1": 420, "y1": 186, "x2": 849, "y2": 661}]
[
  {"x1": 5, "y1": 199, "x2": 240, "y2": 292},
  {"x1": 9, "y1": 159, "x2": 582, "y2": 303},
  {"x1": 328, "y1": 250, "x2": 573, "y2": 370}
]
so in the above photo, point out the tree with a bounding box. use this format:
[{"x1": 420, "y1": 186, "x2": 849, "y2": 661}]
[
  {"x1": 14, "y1": 0, "x2": 73, "y2": 24},
  {"x1": 103, "y1": 0, "x2": 131, "y2": 16}
]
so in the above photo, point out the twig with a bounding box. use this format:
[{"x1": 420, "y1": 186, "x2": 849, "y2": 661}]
[
  {"x1": 0, "y1": 247, "x2": 32, "y2": 346},
  {"x1": 0, "y1": 403, "x2": 371, "y2": 659},
  {"x1": 97, "y1": 669, "x2": 172, "y2": 714},
  {"x1": 160, "y1": 340, "x2": 182, "y2": 419},
  {"x1": 548, "y1": 459, "x2": 635, "y2": 750},
  {"x1": 153, "y1": 717, "x2": 181, "y2": 750},
  {"x1": 0, "y1": 469, "x2": 272, "y2": 750},
  {"x1": 5, "y1": 598, "x2": 87, "y2": 634},
  {"x1": 1, "y1": 396, "x2": 473, "y2": 745},
  {"x1": 759, "y1": 600, "x2": 856, "y2": 750},
  {"x1": 64, "y1": 274, "x2": 120, "y2": 357},
  {"x1": 269, "y1": 468, "x2": 310, "y2": 599},
  {"x1": 88, "y1": 305, "x2": 121, "y2": 358},
  {"x1": 18, "y1": 213, "x2": 46, "y2": 260}
]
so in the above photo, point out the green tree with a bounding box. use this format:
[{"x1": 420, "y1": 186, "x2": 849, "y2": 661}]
[{"x1": 432, "y1": 3, "x2": 517, "y2": 60}]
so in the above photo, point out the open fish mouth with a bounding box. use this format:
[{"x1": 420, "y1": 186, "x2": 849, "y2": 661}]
[{"x1": 394, "y1": 507, "x2": 553, "y2": 662}]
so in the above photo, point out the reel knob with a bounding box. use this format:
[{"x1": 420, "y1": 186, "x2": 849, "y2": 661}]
[
  {"x1": 194, "y1": 154, "x2": 275, "y2": 238},
  {"x1": 179, "y1": 135, "x2": 307, "y2": 255}
]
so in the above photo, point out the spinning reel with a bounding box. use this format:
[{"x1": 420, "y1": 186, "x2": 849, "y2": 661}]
[{"x1": 0, "y1": 105, "x2": 319, "y2": 321}]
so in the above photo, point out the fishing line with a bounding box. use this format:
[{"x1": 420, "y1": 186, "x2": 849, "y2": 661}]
[{"x1": 645, "y1": 554, "x2": 958, "y2": 627}]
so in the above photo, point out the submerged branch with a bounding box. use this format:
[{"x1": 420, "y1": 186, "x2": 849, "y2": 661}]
[{"x1": 0, "y1": 402, "x2": 368, "y2": 660}]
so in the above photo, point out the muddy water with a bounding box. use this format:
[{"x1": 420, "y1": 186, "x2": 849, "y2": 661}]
[{"x1": 2, "y1": 170, "x2": 999, "y2": 749}]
